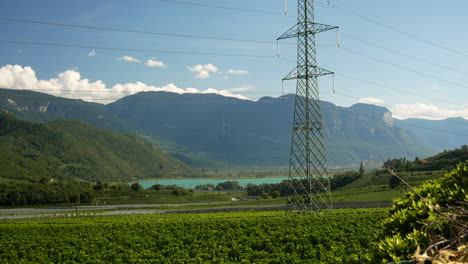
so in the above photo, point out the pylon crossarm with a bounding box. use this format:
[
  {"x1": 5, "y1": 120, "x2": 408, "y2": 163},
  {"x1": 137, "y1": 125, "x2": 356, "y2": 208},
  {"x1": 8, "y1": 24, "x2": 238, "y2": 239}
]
[
  {"x1": 282, "y1": 67, "x2": 299, "y2": 81},
  {"x1": 277, "y1": 23, "x2": 301, "y2": 41},
  {"x1": 283, "y1": 66, "x2": 334, "y2": 81},
  {"x1": 278, "y1": 22, "x2": 338, "y2": 41},
  {"x1": 305, "y1": 22, "x2": 338, "y2": 35},
  {"x1": 297, "y1": 65, "x2": 334, "y2": 77}
]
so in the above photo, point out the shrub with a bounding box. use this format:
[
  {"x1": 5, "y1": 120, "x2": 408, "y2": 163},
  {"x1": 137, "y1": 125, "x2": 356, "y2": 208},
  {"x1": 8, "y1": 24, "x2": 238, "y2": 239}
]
[
  {"x1": 373, "y1": 162, "x2": 468, "y2": 263},
  {"x1": 271, "y1": 190, "x2": 281, "y2": 198},
  {"x1": 130, "y1": 183, "x2": 143, "y2": 192}
]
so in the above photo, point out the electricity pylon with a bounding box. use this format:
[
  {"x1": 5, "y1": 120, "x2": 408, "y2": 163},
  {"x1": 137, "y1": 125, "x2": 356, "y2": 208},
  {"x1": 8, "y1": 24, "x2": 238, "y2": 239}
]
[{"x1": 278, "y1": 0, "x2": 337, "y2": 212}]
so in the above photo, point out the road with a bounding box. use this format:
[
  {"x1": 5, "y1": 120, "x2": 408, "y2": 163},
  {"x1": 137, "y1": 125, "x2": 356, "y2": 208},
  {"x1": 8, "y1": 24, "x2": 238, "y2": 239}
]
[{"x1": 0, "y1": 201, "x2": 391, "y2": 220}]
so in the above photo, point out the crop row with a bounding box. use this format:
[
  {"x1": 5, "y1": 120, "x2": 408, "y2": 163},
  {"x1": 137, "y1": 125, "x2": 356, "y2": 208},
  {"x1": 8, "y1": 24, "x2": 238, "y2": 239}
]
[{"x1": 0, "y1": 209, "x2": 387, "y2": 263}]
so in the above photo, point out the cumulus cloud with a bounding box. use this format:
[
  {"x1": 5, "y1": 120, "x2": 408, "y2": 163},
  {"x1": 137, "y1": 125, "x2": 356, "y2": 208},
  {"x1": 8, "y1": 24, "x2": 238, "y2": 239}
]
[
  {"x1": 117, "y1": 56, "x2": 141, "y2": 63},
  {"x1": 226, "y1": 69, "x2": 248, "y2": 75},
  {"x1": 392, "y1": 103, "x2": 468, "y2": 120},
  {"x1": 0, "y1": 64, "x2": 250, "y2": 104},
  {"x1": 188, "y1": 63, "x2": 218, "y2": 79},
  {"x1": 88, "y1": 50, "x2": 96, "y2": 57},
  {"x1": 358, "y1": 97, "x2": 385, "y2": 105},
  {"x1": 145, "y1": 58, "x2": 166, "y2": 68}
]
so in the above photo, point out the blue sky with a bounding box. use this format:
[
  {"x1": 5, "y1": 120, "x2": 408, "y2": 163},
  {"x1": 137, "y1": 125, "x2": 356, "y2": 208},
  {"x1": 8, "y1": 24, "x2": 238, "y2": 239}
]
[{"x1": 0, "y1": 0, "x2": 467, "y2": 120}]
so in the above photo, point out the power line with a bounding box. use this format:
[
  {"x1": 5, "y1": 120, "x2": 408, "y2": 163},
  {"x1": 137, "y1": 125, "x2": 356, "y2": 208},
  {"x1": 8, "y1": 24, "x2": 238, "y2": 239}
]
[
  {"x1": 0, "y1": 16, "x2": 339, "y2": 48},
  {"x1": 0, "y1": 96, "x2": 261, "y2": 101},
  {"x1": 0, "y1": 39, "x2": 279, "y2": 59},
  {"x1": 159, "y1": 0, "x2": 286, "y2": 15},
  {"x1": 0, "y1": 16, "x2": 295, "y2": 46},
  {"x1": 319, "y1": 2, "x2": 468, "y2": 58},
  {"x1": 334, "y1": 72, "x2": 466, "y2": 109},
  {"x1": 278, "y1": 44, "x2": 467, "y2": 108},
  {"x1": 340, "y1": 32, "x2": 468, "y2": 76},
  {"x1": 395, "y1": 119, "x2": 468, "y2": 137},
  {"x1": 321, "y1": 104, "x2": 468, "y2": 137},
  {"x1": 341, "y1": 46, "x2": 468, "y2": 91},
  {"x1": 0, "y1": 89, "x2": 284, "y2": 95},
  {"x1": 331, "y1": 91, "x2": 468, "y2": 127},
  {"x1": 10, "y1": 87, "x2": 465, "y2": 114},
  {"x1": 281, "y1": 52, "x2": 466, "y2": 108},
  {"x1": 2, "y1": 94, "x2": 467, "y2": 136}
]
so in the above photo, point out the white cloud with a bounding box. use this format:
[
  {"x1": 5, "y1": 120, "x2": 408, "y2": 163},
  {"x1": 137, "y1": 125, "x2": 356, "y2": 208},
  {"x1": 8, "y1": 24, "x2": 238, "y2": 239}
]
[
  {"x1": 188, "y1": 63, "x2": 218, "y2": 79},
  {"x1": 199, "y1": 88, "x2": 250, "y2": 100},
  {"x1": 0, "y1": 64, "x2": 250, "y2": 104},
  {"x1": 88, "y1": 50, "x2": 96, "y2": 57},
  {"x1": 145, "y1": 59, "x2": 166, "y2": 68},
  {"x1": 392, "y1": 103, "x2": 468, "y2": 120},
  {"x1": 117, "y1": 56, "x2": 141, "y2": 63},
  {"x1": 226, "y1": 69, "x2": 248, "y2": 75},
  {"x1": 228, "y1": 85, "x2": 254, "y2": 92},
  {"x1": 358, "y1": 97, "x2": 385, "y2": 105}
]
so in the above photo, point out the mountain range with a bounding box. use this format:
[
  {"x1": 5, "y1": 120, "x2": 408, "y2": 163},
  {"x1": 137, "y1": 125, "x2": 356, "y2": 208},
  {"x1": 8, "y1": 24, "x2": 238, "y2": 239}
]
[
  {"x1": 1, "y1": 88, "x2": 467, "y2": 167},
  {"x1": 396, "y1": 117, "x2": 468, "y2": 151}
]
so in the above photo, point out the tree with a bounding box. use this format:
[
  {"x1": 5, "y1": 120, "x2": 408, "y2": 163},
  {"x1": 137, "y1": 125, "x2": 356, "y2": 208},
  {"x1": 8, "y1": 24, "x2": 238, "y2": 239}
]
[
  {"x1": 195, "y1": 184, "x2": 215, "y2": 191},
  {"x1": 216, "y1": 181, "x2": 242, "y2": 191},
  {"x1": 93, "y1": 180, "x2": 107, "y2": 191},
  {"x1": 271, "y1": 190, "x2": 280, "y2": 198},
  {"x1": 388, "y1": 175, "x2": 400, "y2": 189},
  {"x1": 261, "y1": 191, "x2": 271, "y2": 199},
  {"x1": 172, "y1": 187, "x2": 190, "y2": 196},
  {"x1": 130, "y1": 183, "x2": 143, "y2": 192},
  {"x1": 149, "y1": 184, "x2": 163, "y2": 191},
  {"x1": 359, "y1": 161, "x2": 365, "y2": 177}
]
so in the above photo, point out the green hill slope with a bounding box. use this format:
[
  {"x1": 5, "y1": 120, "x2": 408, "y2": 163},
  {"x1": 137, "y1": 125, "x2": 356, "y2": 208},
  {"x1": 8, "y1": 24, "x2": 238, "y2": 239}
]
[
  {"x1": 411, "y1": 145, "x2": 468, "y2": 171},
  {"x1": 0, "y1": 113, "x2": 190, "y2": 182}
]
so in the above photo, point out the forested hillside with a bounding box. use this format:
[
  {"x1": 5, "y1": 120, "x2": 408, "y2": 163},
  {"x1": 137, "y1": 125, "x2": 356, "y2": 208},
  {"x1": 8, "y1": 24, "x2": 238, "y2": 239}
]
[{"x1": 0, "y1": 113, "x2": 189, "y2": 183}]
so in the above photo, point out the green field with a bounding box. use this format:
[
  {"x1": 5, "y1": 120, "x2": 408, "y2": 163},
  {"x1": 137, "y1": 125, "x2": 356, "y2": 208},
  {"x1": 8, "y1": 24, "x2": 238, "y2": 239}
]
[
  {"x1": 96, "y1": 190, "x2": 232, "y2": 205},
  {"x1": 0, "y1": 209, "x2": 387, "y2": 264}
]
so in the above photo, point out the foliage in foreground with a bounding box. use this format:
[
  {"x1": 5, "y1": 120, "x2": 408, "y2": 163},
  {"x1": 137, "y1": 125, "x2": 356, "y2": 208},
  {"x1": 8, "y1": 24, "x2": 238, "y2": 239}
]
[
  {"x1": 0, "y1": 209, "x2": 386, "y2": 263},
  {"x1": 374, "y1": 162, "x2": 468, "y2": 263}
]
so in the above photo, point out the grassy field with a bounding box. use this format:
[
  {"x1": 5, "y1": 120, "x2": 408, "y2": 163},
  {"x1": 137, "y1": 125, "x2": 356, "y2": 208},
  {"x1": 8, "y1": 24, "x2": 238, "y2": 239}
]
[
  {"x1": 96, "y1": 190, "x2": 232, "y2": 205},
  {"x1": 329, "y1": 170, "x2": 444, "y2": 203}
]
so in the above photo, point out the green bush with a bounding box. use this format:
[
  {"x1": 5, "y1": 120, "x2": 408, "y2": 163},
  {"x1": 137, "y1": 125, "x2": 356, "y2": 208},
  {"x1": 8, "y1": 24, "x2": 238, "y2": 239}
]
[{"x1": 373, "y1": 162, "x2": 468, "y2": 263}]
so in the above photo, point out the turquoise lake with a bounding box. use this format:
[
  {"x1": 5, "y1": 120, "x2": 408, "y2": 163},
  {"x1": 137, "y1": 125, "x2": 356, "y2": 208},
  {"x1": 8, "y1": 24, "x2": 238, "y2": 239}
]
[{"x1": 137, "y1": 177, "x2": 289, "y2": 189}]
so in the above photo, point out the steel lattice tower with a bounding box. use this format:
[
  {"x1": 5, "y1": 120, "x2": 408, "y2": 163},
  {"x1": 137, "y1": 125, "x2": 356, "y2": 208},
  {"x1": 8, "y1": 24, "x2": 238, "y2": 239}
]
[{"x1": 278, "y1": 0, "x2": 337, "y2": 212}]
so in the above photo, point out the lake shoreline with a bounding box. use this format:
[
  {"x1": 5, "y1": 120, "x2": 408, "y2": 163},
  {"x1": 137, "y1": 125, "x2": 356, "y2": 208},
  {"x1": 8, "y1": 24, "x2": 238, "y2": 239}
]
[
  {"x1": 135, "y1": 175, "x2": 289, "y2": 181},
  {"x1": 135, "y1": 177, "x2": 291, "y2": 189}
]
